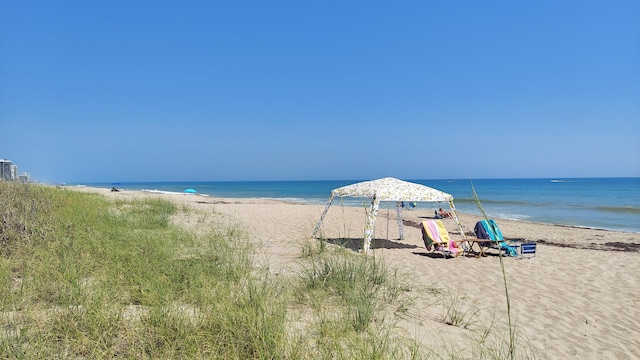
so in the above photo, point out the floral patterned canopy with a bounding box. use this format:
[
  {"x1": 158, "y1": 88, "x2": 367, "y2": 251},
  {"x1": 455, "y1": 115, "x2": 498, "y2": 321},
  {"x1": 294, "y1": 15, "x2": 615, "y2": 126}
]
[
  {"x1": 314, "y1": 177, "x2": 464, "y2": 253},
  {"x1": 331, "y1": 177, "x2": 452, "y2": 202}
]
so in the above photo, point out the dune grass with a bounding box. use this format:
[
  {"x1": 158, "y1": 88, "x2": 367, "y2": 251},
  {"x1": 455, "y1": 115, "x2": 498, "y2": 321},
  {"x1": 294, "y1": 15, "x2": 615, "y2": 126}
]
[
  {"x1": 0, "y1": 182, "x2": 535, "y2": 359},
  {"x1": 469, "y1": 178, "x2": 529, "y2": 360},
  {"x1": 0, "y1": 182, "x2": 283, "y2": 358},
  {"x1": 0, "y1": 183, "x2": 418, "y2": 359}
]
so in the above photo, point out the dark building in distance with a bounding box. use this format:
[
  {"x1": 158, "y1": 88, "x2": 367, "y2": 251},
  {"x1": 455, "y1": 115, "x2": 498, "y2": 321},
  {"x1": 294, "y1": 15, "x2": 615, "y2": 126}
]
[{"x1": 0, "y1": 159, "x2": 30, "y2": 182}]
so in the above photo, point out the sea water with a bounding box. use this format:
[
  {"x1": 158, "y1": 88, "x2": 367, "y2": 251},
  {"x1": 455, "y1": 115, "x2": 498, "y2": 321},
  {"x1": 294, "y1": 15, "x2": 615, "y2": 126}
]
[{"x1": 84, "y1": 178, "x2": 640, "y2": 233}]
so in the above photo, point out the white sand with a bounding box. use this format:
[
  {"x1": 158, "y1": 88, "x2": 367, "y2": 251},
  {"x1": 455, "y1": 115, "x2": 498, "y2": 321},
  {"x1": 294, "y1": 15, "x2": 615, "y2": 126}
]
[{"x1": 71, "y1": 186, "x2": 640, "y2": 359}]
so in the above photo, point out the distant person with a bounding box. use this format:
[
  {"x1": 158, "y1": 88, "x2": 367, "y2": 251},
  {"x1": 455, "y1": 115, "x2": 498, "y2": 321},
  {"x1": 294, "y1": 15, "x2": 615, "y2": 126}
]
[
  {"x1": 401, "y1": 201, "x2": 417, "y2": 209},
  {"x1": 111, "y1": 187, "x2": 120, "y2": 192},
  {"x1": 437, "y1": 208, "x2": 453, "y2": 219}
]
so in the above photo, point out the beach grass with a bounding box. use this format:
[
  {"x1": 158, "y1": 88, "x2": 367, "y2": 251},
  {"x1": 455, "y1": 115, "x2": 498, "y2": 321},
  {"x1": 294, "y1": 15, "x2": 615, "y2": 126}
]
[
  {"x1": 469, "y1": 179, "x2": 520, "y2": 360},
  {"x1": 0, "y1": 182, "x2": 536, "y2": 359}
]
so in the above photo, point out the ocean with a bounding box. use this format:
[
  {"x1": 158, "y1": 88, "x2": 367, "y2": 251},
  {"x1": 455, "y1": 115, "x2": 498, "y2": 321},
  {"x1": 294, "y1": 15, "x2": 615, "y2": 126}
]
[{"x1": 82, "y1": 178, "x2": 640, "y2": 233}]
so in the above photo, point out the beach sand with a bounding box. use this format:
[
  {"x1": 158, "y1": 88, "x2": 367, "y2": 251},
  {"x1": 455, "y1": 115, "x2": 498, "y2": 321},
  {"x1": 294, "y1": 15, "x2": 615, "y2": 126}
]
[{"x1": 71, "y1": 187, "x2": 640, "y2": 359}]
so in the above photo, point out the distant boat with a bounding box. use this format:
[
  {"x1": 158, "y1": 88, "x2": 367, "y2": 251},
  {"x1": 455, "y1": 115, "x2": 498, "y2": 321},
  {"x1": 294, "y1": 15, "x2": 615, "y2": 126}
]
[{"x1": 550, "y1": 180, "x2": 573, "y2": 183}]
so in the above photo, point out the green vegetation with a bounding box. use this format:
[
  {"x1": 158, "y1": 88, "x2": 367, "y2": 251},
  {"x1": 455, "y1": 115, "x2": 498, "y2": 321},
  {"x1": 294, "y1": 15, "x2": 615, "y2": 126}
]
[
  {"x1": 0, "y1": 182, "x2": 534, "y2": 359},
  {"x1": 441, "y1": 288, "x2": 480, "y2": 329}
]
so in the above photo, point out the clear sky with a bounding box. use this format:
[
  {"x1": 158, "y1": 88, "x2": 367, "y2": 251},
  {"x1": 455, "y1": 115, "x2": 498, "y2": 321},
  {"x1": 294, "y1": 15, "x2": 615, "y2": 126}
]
[{"x1": 1, "y1": 1, "x2": 638, "y2": 183}]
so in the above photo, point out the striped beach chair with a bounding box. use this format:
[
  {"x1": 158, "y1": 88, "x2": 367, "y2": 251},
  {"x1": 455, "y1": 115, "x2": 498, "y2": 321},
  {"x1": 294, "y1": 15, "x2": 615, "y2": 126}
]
[
  {"x1": 518, "y1": 242, "x2": 537, "y2": 259},
  {"x1": 420, "y1": 220, "x2": 462, "y2": 258}
]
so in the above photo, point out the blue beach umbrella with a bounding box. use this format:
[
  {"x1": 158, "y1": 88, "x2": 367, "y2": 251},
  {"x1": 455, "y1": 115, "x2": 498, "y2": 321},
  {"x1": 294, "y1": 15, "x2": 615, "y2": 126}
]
[{"x1": 183, "y1": 188, "x2": 197, "y2": 194}]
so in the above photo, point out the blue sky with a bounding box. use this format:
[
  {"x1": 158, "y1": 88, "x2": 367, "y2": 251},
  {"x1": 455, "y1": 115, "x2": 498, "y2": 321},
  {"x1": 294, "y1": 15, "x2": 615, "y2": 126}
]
[{"x1": 1, "y1": 1, "x2": 638, "y2": 183}]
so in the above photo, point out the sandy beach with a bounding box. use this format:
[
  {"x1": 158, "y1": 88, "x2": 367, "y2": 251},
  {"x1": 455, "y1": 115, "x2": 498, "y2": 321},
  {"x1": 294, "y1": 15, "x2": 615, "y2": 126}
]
[{"x1": 71, "y1": 186, "x2": 640, "y2": 359}]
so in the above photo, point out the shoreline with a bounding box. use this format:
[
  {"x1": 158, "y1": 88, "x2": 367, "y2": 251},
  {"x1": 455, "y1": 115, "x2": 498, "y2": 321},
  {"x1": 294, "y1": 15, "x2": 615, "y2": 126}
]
[
  {"x1": 68, "y1": 184, "x2": 640, "y2": 234},
  {"x1": 70, "y1": 185, "x2": 640, "y2": 243}
]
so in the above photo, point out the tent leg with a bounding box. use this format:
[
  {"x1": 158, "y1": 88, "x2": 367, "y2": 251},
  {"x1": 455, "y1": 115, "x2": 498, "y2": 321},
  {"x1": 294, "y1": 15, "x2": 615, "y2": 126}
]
[
  {"x1": 449, "y1": 199, "x2": 469, "y2": 253},
  {"x1": 449, "y1": 199, "x2": 465, "y2": 239},
  {"x1": 313, "y1": 195, "x2": 334, "y2": 238},
  {"x1": 363, "y1": 196, "x2": 380, "y2": 253},
  {"x1": 396, "y1": 202, "x2": 404, "y2": 240}
]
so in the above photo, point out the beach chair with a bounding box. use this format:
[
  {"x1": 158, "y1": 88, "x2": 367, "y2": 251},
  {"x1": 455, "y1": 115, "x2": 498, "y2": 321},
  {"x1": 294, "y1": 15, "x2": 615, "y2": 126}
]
[
  {"x1": 420, "y1": 220, "x2": 462, "y2": 258},
  {"x1": 518, "y1": 242, "x2": 537, "y2": 259},
  {"x1": 473, "y1": 219, "x2": 518, "y2": 257}
]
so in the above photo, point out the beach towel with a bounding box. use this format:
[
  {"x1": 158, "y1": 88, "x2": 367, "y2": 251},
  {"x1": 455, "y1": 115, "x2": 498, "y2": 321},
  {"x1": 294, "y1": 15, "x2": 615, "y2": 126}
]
[
  {"x1": 422, "y1": 220, "x2": 460, "y2": 255},
  {"x1": 424, "y1": 220, "x2": 442, "y2": 248},
  {"x1": 489, "y1": 219, "x2": 504, "y2": 240},
  {"x1": 474, "y1": 221, "x2": 490, "y2": 239},
  {"x1": 474, "y1": 220, "x2": 517, "y2": 256}
]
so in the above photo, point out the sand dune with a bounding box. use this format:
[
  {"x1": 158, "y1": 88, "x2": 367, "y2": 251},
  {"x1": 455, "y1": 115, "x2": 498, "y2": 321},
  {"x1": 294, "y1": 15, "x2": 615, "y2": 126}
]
[{"x1": 72, "y1": 186, "x2": 640, "y2": 359}]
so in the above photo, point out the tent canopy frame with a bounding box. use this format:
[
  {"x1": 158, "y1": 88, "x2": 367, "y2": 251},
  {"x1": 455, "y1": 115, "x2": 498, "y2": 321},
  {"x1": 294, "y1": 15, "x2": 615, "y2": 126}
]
[{"x1": 312, "y1": 177, "x2": 465, "y2": 253}]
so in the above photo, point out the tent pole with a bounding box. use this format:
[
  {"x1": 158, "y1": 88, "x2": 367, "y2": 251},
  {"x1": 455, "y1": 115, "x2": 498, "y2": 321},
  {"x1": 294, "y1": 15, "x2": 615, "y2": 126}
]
[
  {"x1": 386, "y1": 207, "x2": 390, "y2": 240},
  {"x1": 396, "y1": 201, "x2": 404, "y2": 240},
  {"x1": 313, "y1": 194, "x2": 334, "y2": 238},
  {"x1": 449, "y1": 199, "x2": 466, "y2": 239},
  {"x1": 363, "y1": 195, "x2": 379, "y2": 253}
]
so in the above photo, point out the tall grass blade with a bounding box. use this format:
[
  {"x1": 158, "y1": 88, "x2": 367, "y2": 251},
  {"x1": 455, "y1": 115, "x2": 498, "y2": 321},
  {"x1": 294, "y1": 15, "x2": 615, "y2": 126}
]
[{"x1": 469, "y1": 178, "x2": 516, "y2": 359}]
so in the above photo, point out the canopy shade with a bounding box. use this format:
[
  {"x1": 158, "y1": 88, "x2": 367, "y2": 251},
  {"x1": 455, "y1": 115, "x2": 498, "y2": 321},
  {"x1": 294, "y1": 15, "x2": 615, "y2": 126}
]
[
  {"x1": 313, "y1": 177, "x2": 464, "y2": 253},
  {"x1": 331, "y1": 177, "x2": 453, "y2": 202}
]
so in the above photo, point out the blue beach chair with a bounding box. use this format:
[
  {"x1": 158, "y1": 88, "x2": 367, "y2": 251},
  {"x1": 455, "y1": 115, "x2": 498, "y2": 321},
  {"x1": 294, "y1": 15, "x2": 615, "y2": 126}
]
[
  {"x1": 518, "y1": 242, "x2": 537, "y2": 259},
  {"x1": 473, "y1": 219, "x2": 518, "y2": 257}
]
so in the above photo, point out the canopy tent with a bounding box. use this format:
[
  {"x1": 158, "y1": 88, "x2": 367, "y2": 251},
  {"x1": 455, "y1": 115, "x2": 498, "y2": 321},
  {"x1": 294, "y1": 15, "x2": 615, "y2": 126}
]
[{"x1": 312, "y1": 177, "x2": 465, "y2": 253}]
